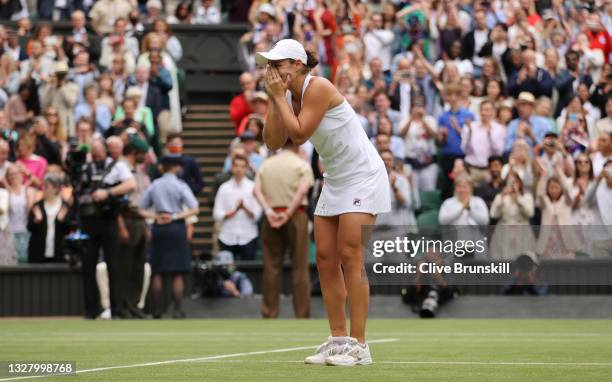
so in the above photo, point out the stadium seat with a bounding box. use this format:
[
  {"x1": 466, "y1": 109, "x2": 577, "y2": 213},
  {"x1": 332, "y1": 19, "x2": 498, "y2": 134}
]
[
  {"x1": 419, "y1": 190, "x2": 442, "y2": 212},
  {"x1": 416, "y1": 209, "x2": 440, "y2": 229}
]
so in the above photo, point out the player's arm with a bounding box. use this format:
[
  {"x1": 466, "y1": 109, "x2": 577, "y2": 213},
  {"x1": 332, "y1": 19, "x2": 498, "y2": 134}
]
[{"x1": 263, "y1": 98, "x2": 288, "y2": 150}]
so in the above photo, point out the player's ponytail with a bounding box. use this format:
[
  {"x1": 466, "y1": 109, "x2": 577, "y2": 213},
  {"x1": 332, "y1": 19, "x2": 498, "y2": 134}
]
[{"x1": 305, "y1": 50, "x2": 319, "y2": 70}]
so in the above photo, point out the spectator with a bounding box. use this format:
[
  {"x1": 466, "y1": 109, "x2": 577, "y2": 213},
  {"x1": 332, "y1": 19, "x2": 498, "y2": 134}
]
[
  {"x1": 213, "y1": 155, "x2": 262, "y2": 261},
  {"x1": 96, "y1": 74, "x2": 117, "y2": 112},
  {"x1": 0, "y1": 139, "x2": 12, "y2": 181},
  {"x1": 398, "y1": 96, "x2": 438, "y2": 191},
  {"x1": 475, "y1": 155, "x2": 505, "y2": 212},
  {"x1": 119, "y1": 84, "x2": 156, "y2": 142},
  {"x1": 151, "y1": 19, "x2": 183, "y2": 64},
  {"x1": 372, "y1": 115, "x2": 404, "y2": 161},
  {"x1": 223, "y1": 131, "x2": 264, "y2": 173},
  {"x1": 504, "y1": 92, "x2": 552, "y2": 156},
  {"x1": 591, "y1": 131, "x2": 612, "y2": 177},
  {"x1": 461, "y1": 100, "x2": 506, "y2": 187},
  {"x1": 230, "y1": 72, "x2": 256, "y2": 134},
  {"x1": 40, "y1": 62, "x2": 79, "y2": 137},
  {"x1": 489, "y1": 170, "x2": 536, "y2": 260},
  {"x1": 137, "y1": 33, "x2": 182, "y2": 133},
  {"x1": 140, "y1": 155, "x2": 199, "y2": 318},
  {"x1": 43, "y1": 106, "x2": 68, "y2": 145},
  {"x1": 108, "y1": 98, "x2": 147, "y2": 138},
  {"x1": 15, "y1": 134, "x2": 47, "y2": 188},
  {"x1": 237, "y1": 91, "x2": 268, "y2": 136},
  {"x1": 5, "y1": 82, "x2": 38, "y2": 127},
  {"x1": 370, "y1": 92, "x2": 402, "y2": 136},
  {"x1": 436, "y1": 83, "x2": 475, "y2": 198},
  {"x1": 31, "y1": 116, "x2": 61, "y2": 165},
  {"x1": 6, "y1": 164, "x2": 36, "y2": 263},
  {"x1": 570, "y1": 153, "x2": 596, "y2": 226},
  {"x1": 0, "y1": 181, "x2": 15, "y2": 266},
  {"x1": 165, "y1": 133, "x2": 204, "y2": 196},
  {"x1": 554, "y1": 50, "x2": 593, "y2": 117},
  {"x1": 167, "y1": 1, "x2": 194, "y2": 24},
  {"x1": 100, "y1": 33, "x2": 136, "y2": 74},
  {"x1": 536, "y1": 172, "x2": 575, "y2": 258},
  {"x1": 363, "y1": 13, "x2": 394, "y2": 73},
  {"x1": 194, "y1": 0, "x2": 222, "y2": 25},
  {"x1": 89, "y1": 0, "x2": 134, "y2": 35},
  {"x1": 144, "y1": 0, "x2": 163, "y2": 24},
  {"x1": 439, "y1": 174, "x2": 489, "y2": 226},
  {"x1": 508, "y1": 49, "x2": 554, "y2": 98},
  {"x1": 75, "y1": 84, "x2": 112, "y2": 135},
  {"x1": 69, "y1": 50, "x2": 99, "y2": 104},
  {"x1": 27, "y1": 173, "x2": 70, "y2": 263},
  {"x1": 584, "y1": 160, "x2": 612, "y2": 257},
  {"x1": 595, "y1": 96, "x2": 612, "y2": 139},
  {"x1": 376, "y1": 149, "x2": 419, "y2": 228},
  {"x1": 254, "y1": 139, "x2": 313, "y2": 318}
]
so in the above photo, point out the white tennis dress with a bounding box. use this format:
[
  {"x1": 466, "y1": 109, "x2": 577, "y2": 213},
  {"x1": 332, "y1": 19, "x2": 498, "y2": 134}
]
[{"x1": 286, "y1": 74, "x2": 391, "y2": 216}]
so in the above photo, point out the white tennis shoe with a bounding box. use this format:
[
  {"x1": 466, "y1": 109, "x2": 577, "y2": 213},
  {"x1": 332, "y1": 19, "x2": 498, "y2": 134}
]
[
  {"x1": 304, "y1": 336, "x2": 348, "y2": 365},
  {"x1": 325, "y1": 337, "x2": 373, "y2": 366}
]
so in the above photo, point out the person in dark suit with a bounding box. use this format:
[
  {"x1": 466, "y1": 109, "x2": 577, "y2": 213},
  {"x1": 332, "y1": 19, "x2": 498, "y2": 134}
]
[
  {"x1": 460, "y1": 9, "x2": 490, "y2": 76},
  {"x1": 508, "y1": 49, "x2": 554, "y2": 98},
  {"x1": 165, "y1": 133, "x2": 204, "y2": 196},
  {"x1": 554, "y1": 50, "x2": 593, "y2": 117},
  {"x1": 27, "y1": 173, "x2": 71, "y2": 263}
]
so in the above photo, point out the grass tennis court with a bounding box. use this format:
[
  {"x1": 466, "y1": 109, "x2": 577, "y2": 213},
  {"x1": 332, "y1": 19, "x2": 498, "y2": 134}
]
[{"x1": 1, "y1": 319, "x2": 611, "y2": 381}]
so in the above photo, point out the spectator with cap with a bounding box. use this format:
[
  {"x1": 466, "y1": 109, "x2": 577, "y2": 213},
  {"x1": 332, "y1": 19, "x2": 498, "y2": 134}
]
[
  {"x1": 40, "y1": 61, "x2": 79, "y2": 136},
  {"x1": 254, "y1": 139, "x2": 313, "y2": 318},
  {"x1": 230, "y1": 72, "x2": 256, "y2": 135},
  {"x1": 504, "y1": 92, "x2": 553, "y2": 157},
  {"x1": 117, "y1": 134, "x2": 150, "y2": 318},
  {"x1": 27, "y1": 172, "x2": 71, "y2": 263},
  {"x1": 213, "y1": 154, "x2": 262, "y2": 261},
  {"x1": 140, "y1": 154, "x2": 199, "y2": 318},
  {"x1": 194, "y1": 0, "x2": 222, "y2": 24}
]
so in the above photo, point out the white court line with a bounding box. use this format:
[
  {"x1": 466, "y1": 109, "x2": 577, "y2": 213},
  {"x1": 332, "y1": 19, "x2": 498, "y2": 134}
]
[{"x1": 0, "y1": 339, "x2": 399, "y2": 381}]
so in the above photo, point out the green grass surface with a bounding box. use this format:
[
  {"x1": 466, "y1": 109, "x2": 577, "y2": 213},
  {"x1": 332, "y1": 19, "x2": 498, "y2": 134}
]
[{"x1": 1, "y1": 319, "x2": 611, "y2": 381}]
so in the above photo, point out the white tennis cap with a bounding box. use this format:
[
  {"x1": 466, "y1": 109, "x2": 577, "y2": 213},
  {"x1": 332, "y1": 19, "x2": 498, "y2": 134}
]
[{"x1": 255, "y1": 39, "x2": 308, "y2": 66}]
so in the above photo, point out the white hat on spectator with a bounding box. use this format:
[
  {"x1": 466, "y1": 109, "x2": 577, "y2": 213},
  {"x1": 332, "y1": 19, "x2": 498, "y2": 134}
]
[
  {"x1": 258, "y1": 3, "x2": 276, "y2": 17},
  {"x1": 517, "y1": 92, "x2": 536, "y2": 104},
  {"x1": 255, "y1": 39, "x2": 307, "y2": 66},
  {"x1": 125, "y1": 86, "x2": 144, "y2": 99},
  {"x1": 146, "y1": 0, "x2": 162, "y2": 10},
  {"x1": 53, "y1": 61, "x2": 69, "y2": 74}
]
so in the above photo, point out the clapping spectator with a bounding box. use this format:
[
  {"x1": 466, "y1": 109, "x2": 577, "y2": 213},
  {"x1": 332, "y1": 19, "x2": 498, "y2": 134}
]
[
  {"x1": 194, "y1": 0, "x2": 222, "y2": 25},
  {"x1": 5, "y1": 164, "x2": 37, "y2": 263},
  {"x1": 27, "y1": 173, "x2": 70, "y2": 263},
  {"x1": 377, "y1": 149, "x2": 419, "y2": 228},
  {"x1": 213, "y1": 155, "x2": 262, "y2": 261},
  {"x1": 75, "y1": 84, "x2": 113, "y2": 135}
]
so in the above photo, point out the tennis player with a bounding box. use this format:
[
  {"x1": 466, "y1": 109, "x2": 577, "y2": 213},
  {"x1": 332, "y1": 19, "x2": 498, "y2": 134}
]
[{"x1": 256, "y1": 39, "x2": 391, "y2": 366}]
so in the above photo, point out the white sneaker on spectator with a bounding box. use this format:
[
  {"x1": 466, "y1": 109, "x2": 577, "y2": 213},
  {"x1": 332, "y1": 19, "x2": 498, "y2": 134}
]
[
  {"x1": 325, "y1": 337, "x2": 372, "y2": 366},
  {"x1": 304, "y1": 336, "x2": 348, "y2": 365},
  {"x1": 100, "y1": 309, "x2": 112, "y2": 320}
]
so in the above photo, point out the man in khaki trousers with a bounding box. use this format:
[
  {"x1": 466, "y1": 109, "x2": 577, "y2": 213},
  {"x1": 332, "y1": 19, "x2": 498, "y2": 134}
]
[{"x1": 254, "y1": 140, "x2": 314, "y2": 318}]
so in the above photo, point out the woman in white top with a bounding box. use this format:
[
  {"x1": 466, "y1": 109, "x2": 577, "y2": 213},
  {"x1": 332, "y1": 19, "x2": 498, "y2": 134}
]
[
  {"x1": 258, "y1": 39, "x2": 391, "y2": 366},
  {"x1": 6, "y1": 164, "x2": 36, "y2": 263}
]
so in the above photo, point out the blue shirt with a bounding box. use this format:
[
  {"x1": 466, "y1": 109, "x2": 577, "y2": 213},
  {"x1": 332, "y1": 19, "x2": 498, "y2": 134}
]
[
  {"x1": 505, "y1": 116, "x2": 552, "y2": 154},
  {"x1": 140, "y1": 172, "x2": 198, "y2": 213},
  {"x1": 438, "y1": 108, "x2": 475, "y2": 156},
  {"x1": 75, "y1": 103, "x2": 112, "y2": 134}
]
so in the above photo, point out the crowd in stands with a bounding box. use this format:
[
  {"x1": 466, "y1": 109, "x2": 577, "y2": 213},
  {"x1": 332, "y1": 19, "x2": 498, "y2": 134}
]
[
  {"x1": 0, "y1": 1, "x2": 189, "y2": 267},
  {"x1": 221, "y1": 0, "x2": 612, "y2": 262}
]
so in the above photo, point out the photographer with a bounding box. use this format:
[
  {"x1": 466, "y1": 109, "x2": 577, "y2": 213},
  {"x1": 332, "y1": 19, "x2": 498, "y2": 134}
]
[{"x1": 80, "y1": 138, "x2": 136, "y2": 319}]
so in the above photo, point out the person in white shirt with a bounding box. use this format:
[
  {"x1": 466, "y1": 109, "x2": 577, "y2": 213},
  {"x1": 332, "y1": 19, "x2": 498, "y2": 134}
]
[
  {"x1": 461, "y1": 100, "x2": 506, "y2": 187},
  {"x1": 213, "y1": 155, "x2": 262, "y2": 261},
  {"x1": 584, "y1": 159, "x2": 612, "y2": 257},
  {"x1": 363, "y1": 13, "x2": 395, "y2": 72},
  {"x1": 591, "y1": 131, "x2": 612, "y2": 177},
  {"x1": 439, "y1": 175, "x2": 490, "y2": 226},
  {"x1": 193, "y1": 0, "x2": 222, "y2": 24}
]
